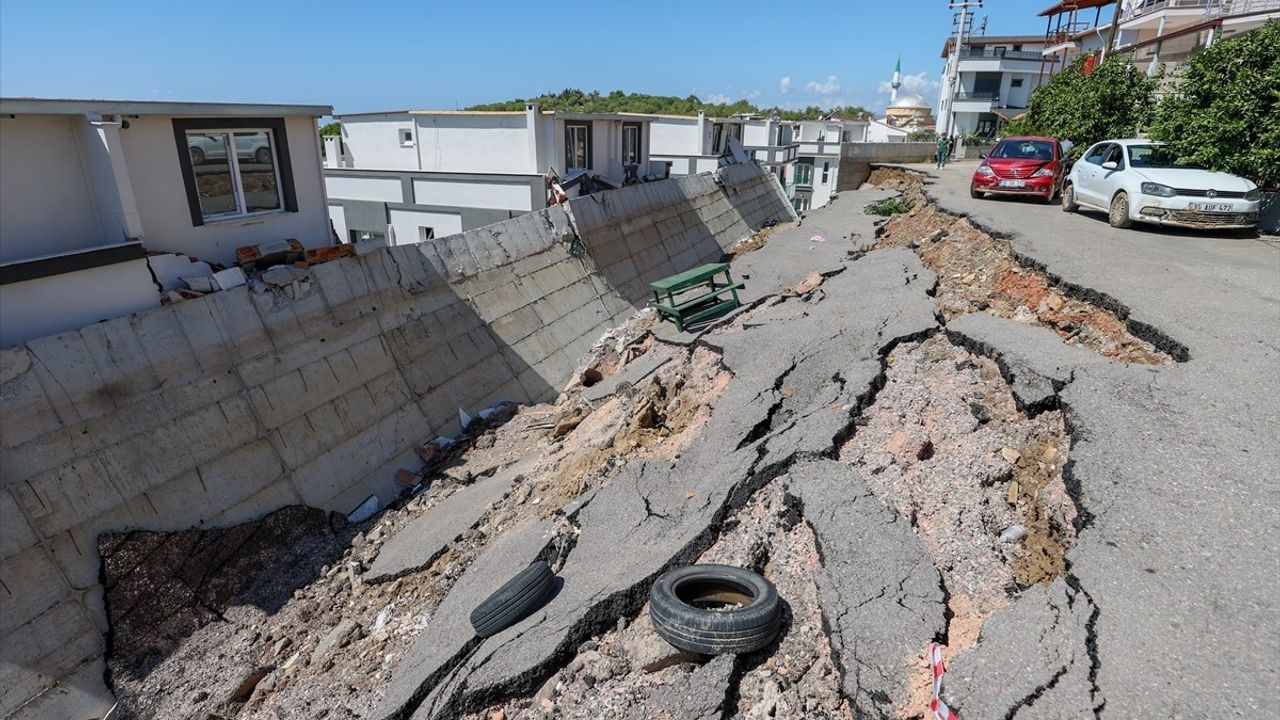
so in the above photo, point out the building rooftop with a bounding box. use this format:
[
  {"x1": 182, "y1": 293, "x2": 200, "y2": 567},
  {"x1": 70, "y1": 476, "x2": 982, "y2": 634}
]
[
  {"x1": 0, "y1": 97, "x2": 332, "y2": 117},
  {"x1": 941, "y1": 34, "x2": 1047, "y2": 56},
  {"x1": 1038, "y1": 0, "x2": 1114, "y2": 17}
]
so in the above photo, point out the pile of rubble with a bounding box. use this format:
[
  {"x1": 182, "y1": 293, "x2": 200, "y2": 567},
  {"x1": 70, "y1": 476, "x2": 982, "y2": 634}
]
[
  {"x1": 102, "y1": 311, "x2": 733, "y2": 720},
  {"x1": 866, "y1": 167, "x2": 1173, "y2": 365}
]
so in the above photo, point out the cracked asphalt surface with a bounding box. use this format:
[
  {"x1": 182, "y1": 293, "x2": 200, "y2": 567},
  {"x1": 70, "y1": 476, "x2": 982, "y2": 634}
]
[
  {"x1": 373, "y1": 168, "x2": 1279, "y2": 720},
  {"x1": 912, "y1": 162, "x2": 1280, "y2": 718}
]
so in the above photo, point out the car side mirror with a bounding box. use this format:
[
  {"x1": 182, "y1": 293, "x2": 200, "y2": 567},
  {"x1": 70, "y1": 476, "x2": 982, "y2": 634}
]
[
  {"x1": 979, "y1": 152, "x2": 987, "y2": 159},
  {"x1": 1101, "y1": 161, "x2": 1118, "y2": 170}
]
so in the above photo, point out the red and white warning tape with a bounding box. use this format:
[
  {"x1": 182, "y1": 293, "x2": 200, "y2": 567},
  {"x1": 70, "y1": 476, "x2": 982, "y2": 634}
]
[{"x1": 928, "y1": 642, "x2": 962, "y2": 720}]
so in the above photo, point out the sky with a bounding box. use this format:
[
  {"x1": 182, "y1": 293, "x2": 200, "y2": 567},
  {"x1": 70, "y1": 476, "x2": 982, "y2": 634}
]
[{"x1": 0, "y1": 0, "x2": 1051, "y2": 117}]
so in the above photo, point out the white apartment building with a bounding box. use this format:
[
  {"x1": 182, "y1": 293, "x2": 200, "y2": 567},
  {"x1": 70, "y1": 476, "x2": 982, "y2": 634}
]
[
  {"x1": 649, "y1": 112, "x2": 799, "y2": 197},
  {"x1": 1115, "y1": 0, "x2": 1280, "y2": 74},
  {"x1": 1039, "y1": 0, "x2": 1279, "y2": 83},
  {"x1": 0, "y1": 98, "x2": 334, "y2": 347},
  {"x1": 324, "y1": 105, "x2": 663, "y2": 245},
  {"x1": 937, "y1": 34, "x2": 1049, "y2": 138},
  {"x1": 790, "y1": 119, "x2": 862, "y2": 212}
]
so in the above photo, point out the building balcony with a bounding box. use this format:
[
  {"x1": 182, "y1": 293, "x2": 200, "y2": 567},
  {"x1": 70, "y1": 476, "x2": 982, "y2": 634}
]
[
  {"x1": 957, "y1": 50, "x2": 1045, "y2": 73},
  {"x1": 796, "y1": 140, "x2": 842, "y2": 157},
  {"x1": 747, "y1": 144, "x2": 799, "y2": 165},
  {"x1": 1120, "y1": 0, "x2": 1279, "y2": 29}
]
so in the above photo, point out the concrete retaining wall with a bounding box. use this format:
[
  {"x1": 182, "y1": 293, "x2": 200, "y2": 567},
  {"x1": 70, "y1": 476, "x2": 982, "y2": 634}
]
[
  {"x1": 0, "y1": 162, "x2": 795, "y2": 720},
  {"x1": 842, "y1": 142, "x2": 936, "y2": 164}
]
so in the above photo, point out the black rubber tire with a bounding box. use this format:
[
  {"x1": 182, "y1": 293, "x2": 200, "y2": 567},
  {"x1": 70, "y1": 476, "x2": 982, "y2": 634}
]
[
  {"x1": 255, "y1": 146, "x2": 272, "y2": 164},
  {"x1": 469, "y1": 560, "x2": 556, "y2": 638},
  {"x1": 1062, "y1": 183, "x2": 1078, "y2": 213},
  {"x1": 649, "y1": 564, "x2": 781, "y2": 655},
  {"x1": 970, "y1": 186, "x2": 983, "y2": 199},
  {"x1": 1109, "y1": 191, "x2": 1134, "y2": 228},
  {"x1": 190, "y1": 146, "x2": 205, "y2": 165}
]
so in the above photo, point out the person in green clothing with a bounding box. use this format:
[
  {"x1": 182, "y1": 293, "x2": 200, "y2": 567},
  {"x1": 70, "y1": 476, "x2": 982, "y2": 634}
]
[{"x1": 936, "y1": 135, "x2": 949, "y2": 168}]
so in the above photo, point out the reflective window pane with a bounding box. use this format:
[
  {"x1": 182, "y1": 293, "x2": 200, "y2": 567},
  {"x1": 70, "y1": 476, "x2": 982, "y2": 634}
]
[
  {"x1": 235, "y1": 131, "x2": 281, "y2": 213},
  {"x1": 187, "y1": 132, "x2": 237, "y2": 218}
]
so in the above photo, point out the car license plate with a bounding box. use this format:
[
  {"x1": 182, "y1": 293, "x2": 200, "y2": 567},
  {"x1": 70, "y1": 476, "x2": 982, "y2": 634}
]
[
  {"x1": 1188, "y1": 202, "x2": 1232, "y2": 212},
  {"x1": 998, "y1": 179, "x2": 1026, "y2": 188}
]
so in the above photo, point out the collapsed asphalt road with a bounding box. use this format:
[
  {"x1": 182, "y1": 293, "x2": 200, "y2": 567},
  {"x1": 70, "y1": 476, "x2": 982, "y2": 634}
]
[
  {"x1": 895, "y1": 164, "x2": 1280, "y2": 718},
  {"x1": 103, "y1": 171, "x2": 1278, "y2": 719}
]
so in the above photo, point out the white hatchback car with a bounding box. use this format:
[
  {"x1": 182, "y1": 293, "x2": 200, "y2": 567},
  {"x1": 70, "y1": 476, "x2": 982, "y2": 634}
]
[{"x1": 1064, "y1": 139, "x2": 1261, "y2": 230}]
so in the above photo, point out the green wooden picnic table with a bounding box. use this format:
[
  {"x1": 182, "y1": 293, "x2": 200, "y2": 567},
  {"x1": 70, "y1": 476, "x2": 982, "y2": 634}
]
[{"x1": 647, "y1": 262, "x2": 744, "y2": 332}]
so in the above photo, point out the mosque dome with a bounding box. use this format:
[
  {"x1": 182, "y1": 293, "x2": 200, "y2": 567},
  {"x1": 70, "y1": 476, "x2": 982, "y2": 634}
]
[{"x1": 889, "y1": 93, "x2": 929, "y2": 110}]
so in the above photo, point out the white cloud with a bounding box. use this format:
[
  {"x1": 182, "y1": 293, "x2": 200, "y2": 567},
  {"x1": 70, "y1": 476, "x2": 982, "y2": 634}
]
[
  {"x1": 805, "y1": 75, "x2": 842, "y2": 95},
  {"x1": 706, "y1": 93, "x2": 731, "y2": 105},
  {"x1": 745, "y1": 89, "x2": 762, "y2": 100},
  {"x1": 779, "y1": 76, "x2": 793, "y2": 94},
  {"x1": 878, "y1": 71, "x2": 940, "y2": 98}
]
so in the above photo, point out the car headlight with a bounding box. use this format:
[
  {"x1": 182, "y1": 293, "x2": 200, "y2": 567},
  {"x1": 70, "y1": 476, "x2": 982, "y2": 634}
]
[
  {"x1": 976, "y1": 165, "x2": 994, "y2": 176},
  {"x1": 1140, "y1": 182, "x2": 1177, "y2": 198},
  {"x1": 1030, "y1": 167, "x2": 1054, "y2": 177},
  {"x1": 1244, "y1": 187, "x2": 1261, "y2": 202}
]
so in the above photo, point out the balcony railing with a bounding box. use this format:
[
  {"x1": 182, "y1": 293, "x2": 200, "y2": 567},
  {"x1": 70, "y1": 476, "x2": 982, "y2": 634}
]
[
  {"x1": 954, "y1": 91, "x2": 1000, "y2": 102},
  {"x1": 961, "y1": 49, "x2": 1044, "y2": 61},
  {"x1": 1122, "y1": 0, "x2": 1280, "y2": 21}
]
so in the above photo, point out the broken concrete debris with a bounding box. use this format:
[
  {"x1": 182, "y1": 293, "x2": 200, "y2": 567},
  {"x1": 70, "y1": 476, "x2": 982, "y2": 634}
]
[{"x1": 88, "y1": 171, "x2": 1213, "y2": 720}]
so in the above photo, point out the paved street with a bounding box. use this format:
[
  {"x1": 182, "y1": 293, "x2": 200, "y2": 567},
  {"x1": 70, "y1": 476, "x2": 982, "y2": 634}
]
[{"x1": 904, "y1": 161, "x2": 1280, "y2": 717}]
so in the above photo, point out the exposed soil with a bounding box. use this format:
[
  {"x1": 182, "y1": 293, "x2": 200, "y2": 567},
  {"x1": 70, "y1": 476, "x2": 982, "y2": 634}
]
[
  {"x1": 838, "y1": 334, "x2": 1076, "y2": 691},
  {"x1": 462, "y1": 479, "x2": 852, "y2": 720},
  {"x1": 865, "y1": 167, "x2": 1171, "y2": 365},
  {"x1": 103, "y1": 318, "x2": 731, "y2": 720}
]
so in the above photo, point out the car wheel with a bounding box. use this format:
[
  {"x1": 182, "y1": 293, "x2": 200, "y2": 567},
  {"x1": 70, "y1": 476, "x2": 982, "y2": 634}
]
[
  {"x1": 255, "y1": 147, "x2": 272, "y2": 164},
  {"x1": 469, "y1": 561, "x2": 556, "y2": 638},
  {"x1": 649, "y1": 564, "x2": 782, "y2": 655},
  {"x1": 190, "y1": 147, "x2": 205, "y2": 166},
  {"x1": 970, "y1": 186, "x2": 983, "y2": 199},
  {"x1": 1061, "y1": 183, "x2": 1078, "y2": 213},
  {"x1": 1109, "y1": 191, "x2": 1134, "y2": 229}
]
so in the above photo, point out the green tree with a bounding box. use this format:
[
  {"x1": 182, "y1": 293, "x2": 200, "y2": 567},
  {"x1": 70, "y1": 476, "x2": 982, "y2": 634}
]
[
  {"x1": 1003, "y1": 55, "x2": 1157, "y2": 158},
  {"x1": 466, "y1": 89, "x2": 872, "y2": 122},
  {"x1": 319, "y1": 121, "x2": 341, "y2": 136},
  {"x1": 1148, "y1": 21, "x2": 1280, "y2": 188}
]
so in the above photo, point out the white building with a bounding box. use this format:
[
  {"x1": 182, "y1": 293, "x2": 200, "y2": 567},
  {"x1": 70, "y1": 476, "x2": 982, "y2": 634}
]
[
  {"x1": 1115, "y1": 0, "x2": 1280, "y2": 75},
  {"x1": 865, "y1": 118, "x2": 911, "y2": 142},
  {"x1": 324, "y1": 105, "x2": 664, "y2": 245},
  {"x1": 937, "y1": 34, "x2": 1049, "y2": 138},
  {"x1": 0, "y1": 98, "x2": 334, "y2": 347},
  {"x1": 790, "y1": 119, "x2": 867, "y2": 212},
  {"x1": 649, "y1": 112, "x2": 799, "y2": 197}
]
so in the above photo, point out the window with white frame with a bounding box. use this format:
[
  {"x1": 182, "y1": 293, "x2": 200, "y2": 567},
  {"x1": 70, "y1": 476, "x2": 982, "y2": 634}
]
[
  {"x1": 400, "y1": 128, "x2": 414, "y2": 146},
  {"x1": 565, "y1": 122, "x2": 591, "y2": 170},
  {"x1": 795, "y1": 161, "x2": 813, "y2": 187},
  {"x1": 821, "y1": 161, "x2": 830, "y2": 184},
  {"x1": 622, "y1": 123, "x2": 642, "y2": 165},
  {"x1": 1011, "y1": 78, "x2": 1024, "y2": 88},
  {"x1": 183, "y1": 128, "x2": 283, "y2": 222},
  {"x1": 419, "y1": 226, "x2": 435, "y2": 242}
]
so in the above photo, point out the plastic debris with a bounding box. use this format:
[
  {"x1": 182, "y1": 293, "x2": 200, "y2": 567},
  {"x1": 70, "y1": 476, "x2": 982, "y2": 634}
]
[
  {"x1": 1000, "y1": 524, "x2": 1027, "y2": 543},
  {"x1": 346, "y1": 494, "x2": 379, "y2": 524}
]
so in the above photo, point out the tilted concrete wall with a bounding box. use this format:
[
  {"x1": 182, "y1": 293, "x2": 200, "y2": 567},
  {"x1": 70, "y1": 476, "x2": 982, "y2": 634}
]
[
  {"x1": 842, "y1": 142, "x2": 936, "y2": 163},
  {"x1": 0, "y1": 161, "x2": 794, "y2": 720}
]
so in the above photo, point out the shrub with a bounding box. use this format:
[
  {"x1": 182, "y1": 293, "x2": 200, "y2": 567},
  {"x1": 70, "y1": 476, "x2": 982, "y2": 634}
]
[
  {"x1": 1003, "y1": 55, "x2": 1157, "y2": 158},
  {"x1": 1148, "y1": 21, "x2": 1280, "y2": 188},
  {"x1": 865, "y1": 197, "x2": 915, "y2": 216}
]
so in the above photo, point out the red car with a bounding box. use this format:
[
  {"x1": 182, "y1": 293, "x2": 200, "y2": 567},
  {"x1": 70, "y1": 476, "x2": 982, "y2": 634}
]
[{"x1": 970, "y1": 136, "x2": 1065, "y2": 204}]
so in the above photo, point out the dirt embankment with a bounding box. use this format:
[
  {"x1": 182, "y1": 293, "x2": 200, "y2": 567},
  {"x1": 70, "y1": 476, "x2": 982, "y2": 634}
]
[
  {"x1": 103, "y1": 314, "x2": 733, "y2": 720},
  {"x1": 866, "y1": 167, "x2": 1172, "y2": 365}
]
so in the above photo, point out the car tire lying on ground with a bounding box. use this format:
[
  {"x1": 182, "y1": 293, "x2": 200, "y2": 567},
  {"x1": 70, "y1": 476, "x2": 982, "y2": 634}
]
[
  {"x1": 649, "y1": 564, "x2": 782, "y2": 655},
  {"x1": 469, "y1": 560, "x2": 557, "y2": 638}
]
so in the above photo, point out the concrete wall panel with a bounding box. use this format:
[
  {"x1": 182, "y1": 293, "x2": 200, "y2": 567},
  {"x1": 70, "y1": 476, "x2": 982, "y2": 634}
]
[{"x1": 0, "y1": 162, "x2": 795, "y2": 720}]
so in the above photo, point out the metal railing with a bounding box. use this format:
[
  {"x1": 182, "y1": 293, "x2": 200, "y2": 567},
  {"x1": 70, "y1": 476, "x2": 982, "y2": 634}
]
[
  {"x1": 961, "y1": 49, "x2": 1044, "y2": 60},
  {"x1": 954, "y1": 91, "x2": 1000, "y2": 101},
  {"x1": 1122, "y1": 0, "x2": 1280, "y2": 21}
]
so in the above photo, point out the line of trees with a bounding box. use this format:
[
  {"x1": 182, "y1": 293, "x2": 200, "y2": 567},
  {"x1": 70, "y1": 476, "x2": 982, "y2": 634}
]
[
  {"x1": 466, "y1": 88, "x2": 873, "y2": 121},
  {"x1": 1004, "y1": 20, "x2": 1279, "y2": 187}
]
